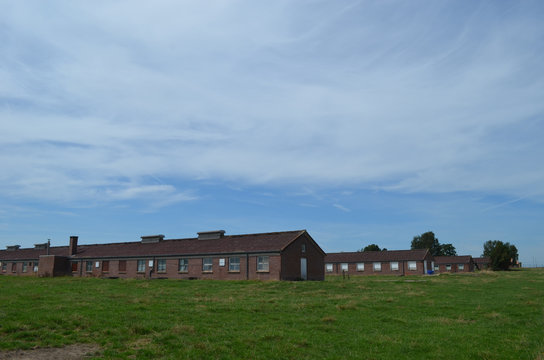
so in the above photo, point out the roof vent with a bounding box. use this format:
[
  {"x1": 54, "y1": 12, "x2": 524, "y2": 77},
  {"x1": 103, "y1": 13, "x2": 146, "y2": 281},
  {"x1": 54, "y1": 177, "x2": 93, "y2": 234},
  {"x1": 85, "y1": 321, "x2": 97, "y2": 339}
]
[
  {"x1": 141, "y1": 234, "x2": 165, "y2": 243},
  {"x1": 198, "y1": 230, "x2": 225, "y2": 240},
  {"x1": 34, "y1": 243, "x2": 48, "y2": 250},
  {"x1": 6, "y1": 245, "x2": 21, "y2": 251}
]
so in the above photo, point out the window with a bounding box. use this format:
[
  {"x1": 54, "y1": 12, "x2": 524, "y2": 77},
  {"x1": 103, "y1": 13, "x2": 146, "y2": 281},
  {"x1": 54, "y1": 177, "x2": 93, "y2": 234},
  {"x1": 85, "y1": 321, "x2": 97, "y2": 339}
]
[
  {"x1": 137, "y1": 260, "x2": 146, "y2": 273},
  {"x1": 408, "y1": 261, "x2": 417, "y2": 271},
  {"x1": 302, "y1": 244, "x2": 306, "y2": 253},
  {"x1": 219, "y1": 258, "x2": 226, "y2": 267},
  {"x1": 71, "y1": 262, "x2": 78, "y2": 272},
  {"x1": 178, "y1": 258, "x2": 188, "y2": 273},
  {"x1": 1, "y1": 262, "x2": 6, "y2": 272},
  {"x1": 86, "y1": 261, "x2": 93, "y2": 273},
  {"x1": 326, "y1": 263, "x2": 333, "y2": 272},
  {"x1": 11, "y1": 263, "x2": 17, "y2": 273},
  {"x1": 373, "y1": 262, "x2": 381, "y2": 271},
  {"x1": 446, "y1": 264, "x2": 452, "y2": 271},
  {"x1": 102, "y1": 261, "x2": 109, "y2": 272},
  {"x1": 390, "y1": 262, "x2": 399, "y2": 271},
  {"x1": 203, "y1": 258, "x2": 213, "y2": 272},
  {"x1": 434, "y1": 264, "x2": 439, "y2": 271},
  {"x1": 340, "y1": 263, "x2": 348, "y2": 271},
  {"x1": 157, "y1": 259, "x2": 166, "y2": 273},
  {"x1": 22, "y1": 262, "x2": 27, "y2": 273},
  {"x1": 33, "y1": 262, "x2": 38, "y2": 272},
  {"x1": 357, "y1": 263, "x2": 365, "y2": 272},
  {"x1": 458, "y1": 264, "x2": 464, "y2": 270},
  {"x1": 229, "y1": 257, "x2": 240, "y2": 272},
  {"x1": 257, "y1": 256, "x2": 269, "y2": 272},
  {"x1": 119, "y1": 260, "x2": 127, "y2": 273}
]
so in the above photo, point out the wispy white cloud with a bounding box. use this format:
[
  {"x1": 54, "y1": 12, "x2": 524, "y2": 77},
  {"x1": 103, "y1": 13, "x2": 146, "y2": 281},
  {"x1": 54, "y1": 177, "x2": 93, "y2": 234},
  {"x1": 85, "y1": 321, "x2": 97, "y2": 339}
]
[
  {"x1": 333, "y1": 204, "x2": 350, "y2": 213},
  {"x1": 1, "y1": 1, "x2": 543, "y2": 206}
]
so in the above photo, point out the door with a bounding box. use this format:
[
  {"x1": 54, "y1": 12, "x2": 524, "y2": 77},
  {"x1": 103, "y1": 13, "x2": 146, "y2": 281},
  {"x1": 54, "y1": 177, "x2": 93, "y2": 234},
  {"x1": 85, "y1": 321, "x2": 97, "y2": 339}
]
[{"x1": 300, "y1": 258, "x2": 307, "y2": 280}]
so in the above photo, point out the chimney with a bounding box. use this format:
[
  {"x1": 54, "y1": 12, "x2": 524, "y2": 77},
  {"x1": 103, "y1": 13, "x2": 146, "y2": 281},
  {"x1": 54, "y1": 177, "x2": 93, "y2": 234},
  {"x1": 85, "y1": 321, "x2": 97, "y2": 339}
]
[
  {"x1": 141, "y1": 235, "x2": 164, "y2": 244},
  {"x1": 6, "y1": 245, "x2": 21, "y2": 251},
  {"x1": 34, "y1": 243, "x2": 48, "y2": 250},
  {"x1": 69, "y1": 236, "x2": 78, "y2": 256},
  {"x1": 197, "y1": 230, "x2": 225, "y2": 240}
]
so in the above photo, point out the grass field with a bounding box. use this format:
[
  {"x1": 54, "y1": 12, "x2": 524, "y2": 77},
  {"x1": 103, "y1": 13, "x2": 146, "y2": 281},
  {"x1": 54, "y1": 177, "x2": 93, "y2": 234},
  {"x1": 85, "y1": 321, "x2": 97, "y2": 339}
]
[{"x1": 0, "y1": 269, "x2": 543, "y2": 359}]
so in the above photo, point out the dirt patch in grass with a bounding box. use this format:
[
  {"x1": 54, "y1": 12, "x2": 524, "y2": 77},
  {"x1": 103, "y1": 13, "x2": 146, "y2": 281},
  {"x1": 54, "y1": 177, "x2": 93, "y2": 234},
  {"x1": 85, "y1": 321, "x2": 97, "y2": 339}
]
[{"x1": 0, "y1": 344, "x2": 100, "y2": 360}]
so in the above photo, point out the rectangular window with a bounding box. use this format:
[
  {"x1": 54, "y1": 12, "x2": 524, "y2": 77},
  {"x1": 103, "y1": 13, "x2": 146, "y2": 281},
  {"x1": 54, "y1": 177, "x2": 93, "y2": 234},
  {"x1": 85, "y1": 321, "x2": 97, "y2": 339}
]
[
  {"x1": 203, "y1": 258, "x2": 213, "y2": 272},
  {"x1": 446, "y1": 264, "x2": 452, "y2": 271},
  {"x1": 257, "y1": 256, "x2": 269, "y2": 272},
  {"x1": 357, "y1": 263, "x2": 365, "y2": 272},
  {"x1": 1, "y1": 262, "x2": 6, "y2": 272},
  {"x1": 219, "y1": 258, "x2": 226, "y2": 267},
  {"x1": 326, "y1": 263, "x2": 333, "y2": 272},
  {"x1": 102, "y1": 261, "x2": 109, "y2": 272},
  {"x1": 22, "y1": 262, "x2": 28, "y2": 273},
  {"x1": 434, "y1": 264, "x2": 439, "y2": 271},
  {"x1": 178, "y1": 258, "x2": 188, "y2": 273},
  {"x1": 137, "y1": 260, "x2": 146, "y2": 273},
  {"x1": 11, "y1": 263, "x2": 17, "y2": 273},
  {"x1": 302, "y1": 244, "x2": 306, "y2": 253},
  {"x1": 71, "y1": 262, "x2": 78, "y2": 272},
  {"x1": 157, "y1": 259, "x2": 166, "y2": 273},
  {"x1": 119, "y1": 260, "x2": 127, "y2": 273},
  {"x1": 373, "y1": 262, "x2": 381, "y2": 271},
  {"x1": 86, "y1": 261, "x2": 93, "y2": 272},
  {"x1": 408, "y1": 261, "x2": 417, "y2": 271},
  {"x1": 458, "y1": 264, "x2": 464, "y2": 270},
  {"x1": 229, "y1": 257, "x2": 240, "y2": 272},
  {"x1": 33, "y1": 262, "x2": 38, "y2": 272},
  {"x1": 340, "y1": 263, "x2": 348, "y2": 271},
  {"x1": 390, "y1": 262, "x2": 399, "y2": 271}
]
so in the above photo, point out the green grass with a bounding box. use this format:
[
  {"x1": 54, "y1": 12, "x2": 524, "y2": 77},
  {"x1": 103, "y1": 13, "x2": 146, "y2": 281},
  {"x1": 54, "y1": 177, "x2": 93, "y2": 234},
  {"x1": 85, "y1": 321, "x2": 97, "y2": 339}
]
[{"x1": 1, "y1": 269, "x2": 543, "y2": 359}]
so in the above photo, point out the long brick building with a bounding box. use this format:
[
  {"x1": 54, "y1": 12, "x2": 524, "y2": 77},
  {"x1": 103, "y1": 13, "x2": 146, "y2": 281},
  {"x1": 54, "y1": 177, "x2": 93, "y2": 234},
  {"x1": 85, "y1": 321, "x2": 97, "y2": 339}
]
[{"x1": 0, "y1": 230, "x2": 325, "y2": 281}]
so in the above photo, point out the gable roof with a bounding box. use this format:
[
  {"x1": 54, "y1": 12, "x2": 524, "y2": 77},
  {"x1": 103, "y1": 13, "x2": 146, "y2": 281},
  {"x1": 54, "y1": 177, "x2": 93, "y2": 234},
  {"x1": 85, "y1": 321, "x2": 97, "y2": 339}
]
[
  {"x1": 0, "y1": 230, "x2": 312, "y2": 260},
  {"x1": 325, "y1": 249, "x2": 430, "y2": 263},
  {"x1": 473, "y1": 257, "x2": 490, "y2": 264},
  {"x1": 433, "y1": 255, "x2": 473, "y2": 264}
]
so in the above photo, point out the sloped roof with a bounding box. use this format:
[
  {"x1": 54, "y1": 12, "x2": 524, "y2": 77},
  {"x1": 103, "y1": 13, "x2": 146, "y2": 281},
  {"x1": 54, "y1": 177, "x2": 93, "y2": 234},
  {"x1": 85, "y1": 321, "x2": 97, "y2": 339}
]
[
  {"x1": 325, "y1": 249, "x2": 430, "y2": 263},
  {"x1": 0, "y1": 230, "x2": 312, "y2": 260},
  {"x1": 473, "y1": 257, "x2": 490, "y2": 264},
  {"x1": 434, "y1": 255, "x2": 473, "y2": 264}
]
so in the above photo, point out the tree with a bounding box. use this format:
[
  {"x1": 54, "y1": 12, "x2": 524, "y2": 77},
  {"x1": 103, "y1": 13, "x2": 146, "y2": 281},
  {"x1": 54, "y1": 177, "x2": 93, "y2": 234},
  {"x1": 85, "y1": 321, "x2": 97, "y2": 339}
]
[
  {"x1": 483, "y1": 240, "x2": 519, "y2": 270},
  {"x1": 439, "y1": 243, "x2": 457, "y2": 256},
  {"x1": 360, "y1": 244, "x2": 381, "y2": 252},
  {"x1": 411, "y1": 231, "x2": 456, "y2": 256}
]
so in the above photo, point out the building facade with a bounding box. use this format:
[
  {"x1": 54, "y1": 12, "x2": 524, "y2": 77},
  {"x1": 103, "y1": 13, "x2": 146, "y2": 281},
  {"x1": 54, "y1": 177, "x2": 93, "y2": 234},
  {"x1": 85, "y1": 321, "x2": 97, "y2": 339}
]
[
  {"x1": 0, "y1": 230, "x2": 325, "y2": 281},
  {"x1": 324, "y1": 249, "x2": 434, "y2": 276},
  {"x1": 433, "y1": 256, "x2": 474, "y2": 273}
]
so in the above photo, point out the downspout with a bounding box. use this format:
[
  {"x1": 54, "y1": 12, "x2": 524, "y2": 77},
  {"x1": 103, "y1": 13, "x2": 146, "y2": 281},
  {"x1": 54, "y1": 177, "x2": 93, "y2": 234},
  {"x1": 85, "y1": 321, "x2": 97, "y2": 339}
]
[{"x1": 246, "y1": 253, "x2": 249, "y2": 280}]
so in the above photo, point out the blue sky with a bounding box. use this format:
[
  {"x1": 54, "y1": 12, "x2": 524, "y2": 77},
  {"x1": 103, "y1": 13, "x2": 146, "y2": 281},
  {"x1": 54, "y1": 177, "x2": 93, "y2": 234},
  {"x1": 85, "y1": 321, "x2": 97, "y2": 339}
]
[{"x1": 1, "y1": 1, "x2": 543, "y2": 266}]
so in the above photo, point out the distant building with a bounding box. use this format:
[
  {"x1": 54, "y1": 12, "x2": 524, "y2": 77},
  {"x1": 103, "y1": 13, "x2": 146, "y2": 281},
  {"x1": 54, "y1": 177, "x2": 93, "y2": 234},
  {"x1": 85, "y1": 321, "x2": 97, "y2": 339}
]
[
  {"x1": 473, "y1": 257, "x2": 491, "y2": 270},
  {"x1": 0, "y1": 230, "x2": 325, "y2": 281},
  {"x1": 433, "y1": 255, "x2": 474, "y2": 273},
  {"x1": 325, "y1": 249, "x2": 434, "y2": 276}
]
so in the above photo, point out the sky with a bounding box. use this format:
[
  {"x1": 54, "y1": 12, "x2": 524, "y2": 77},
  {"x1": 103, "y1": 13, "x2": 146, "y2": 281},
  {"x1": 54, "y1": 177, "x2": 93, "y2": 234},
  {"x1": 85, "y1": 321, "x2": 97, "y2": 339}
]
[{"x1": 1, "y1": 1, "x2": 543, "y2": 266}]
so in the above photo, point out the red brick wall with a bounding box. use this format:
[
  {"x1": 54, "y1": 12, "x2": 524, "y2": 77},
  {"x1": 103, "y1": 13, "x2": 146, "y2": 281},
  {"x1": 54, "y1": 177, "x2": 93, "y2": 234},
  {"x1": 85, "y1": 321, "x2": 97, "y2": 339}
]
[
  {"x1": 325, "y1": 260, "x2": 430, "y2": 276},
  {"x1": 435, "y1": 262, "x2": 473, "y2": 273},
  {"x1": 0, "y1": 261, "x2": 39, "y2": 277},
  {"x1": 281, "y1": 233, "x2": 324, "y2": 280}
]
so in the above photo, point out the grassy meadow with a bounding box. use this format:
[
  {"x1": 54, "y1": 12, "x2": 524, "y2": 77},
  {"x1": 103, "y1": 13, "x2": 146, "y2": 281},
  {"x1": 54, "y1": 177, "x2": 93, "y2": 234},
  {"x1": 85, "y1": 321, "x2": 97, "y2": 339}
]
[{"x1": 0, "y1": 269, "x2": 543, "y2": 359}]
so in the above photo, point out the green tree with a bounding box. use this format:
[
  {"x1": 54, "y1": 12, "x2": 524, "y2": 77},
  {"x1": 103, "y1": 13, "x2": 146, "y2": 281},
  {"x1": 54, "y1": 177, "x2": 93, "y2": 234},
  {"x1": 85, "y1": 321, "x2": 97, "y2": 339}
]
[
  {"x1": 360, "y1": 244, "x2": 381, "y2": 252},
  {"x1": 483, "y1": 240, "x2": 519, "y2": 270},
  {"x1": 411, "y1": 231, "x2": 456, "y2": 256}
]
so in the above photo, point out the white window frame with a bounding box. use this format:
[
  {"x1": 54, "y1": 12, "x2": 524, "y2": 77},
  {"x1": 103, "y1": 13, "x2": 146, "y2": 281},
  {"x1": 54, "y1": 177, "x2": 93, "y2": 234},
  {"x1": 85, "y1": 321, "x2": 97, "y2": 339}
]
[
  {"x1": 257, "y1": 256, "x2": 269, "y2": 272},
  {"x1": 340, "y1": 263, "x2": 348, "y2": 271},
  {"x1": 356, "y1": 263, "x2": 365, "y2": 272},
  {"x1": 229, "y1": 257, "x2": 240, "y2": 272},
  {"x1": 458, "y1": 264, "x2": 464, "y2": 270},
  {"x1": 390, "y1": 261, "x2": 399, "y2": 271},
  {"x1": 86, "y1": 261, "x2": 93, "y2": 273},
  {"x1": 434, "y1": 264, "x2": 439, "y2": 271},
  {"x1": 325, "y1": 263, "x2": 333, "y2": 272},
  {"x1": 408, "y1": 261, "x2": 417, "y2": 271},
  {"x1": 157, "y1": 259, "x2": 166, "y2": 273},
  {"x1": 202, "y1": 257, "x2": 213, "y2": 272},
  {"x1": 137, "y1": 259, "x2": 146, "y2": 273},
  {"x1": 446, "y1": 264, "x2": 452, "y2": 271},
  {"x1": 178, "y1": 258, "x2": 188, "y2": 273},
  {"x1": 373, "y1": 262, "x2": 381, "y2": 271}
]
